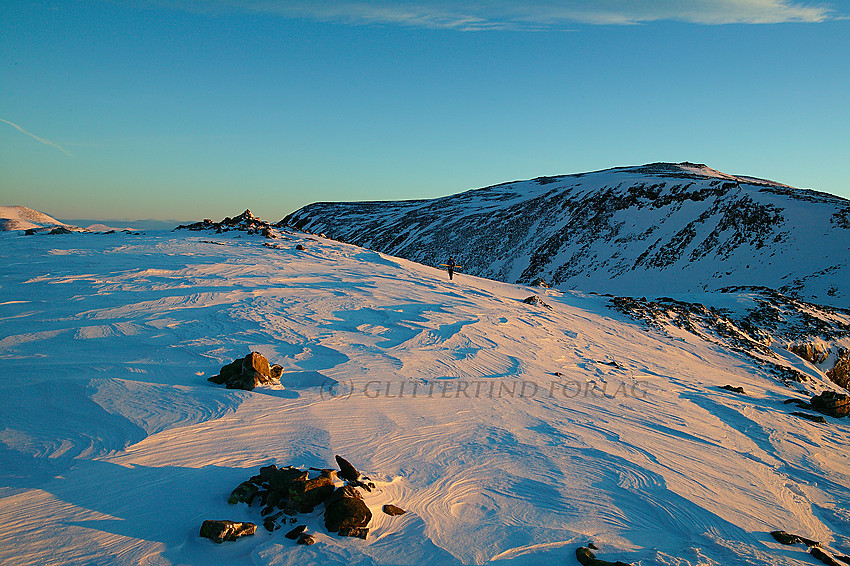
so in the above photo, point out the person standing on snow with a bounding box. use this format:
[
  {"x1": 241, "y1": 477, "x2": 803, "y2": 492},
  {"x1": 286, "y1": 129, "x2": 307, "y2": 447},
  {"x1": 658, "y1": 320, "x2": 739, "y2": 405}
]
[{"x1": 446, "y1": 257, "x2": 456, "y2": 280}]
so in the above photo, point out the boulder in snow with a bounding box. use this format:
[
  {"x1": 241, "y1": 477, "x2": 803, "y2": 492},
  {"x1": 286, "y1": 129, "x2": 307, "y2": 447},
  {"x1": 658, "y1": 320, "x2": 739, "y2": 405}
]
[
  {"x1": 810, "y1": 391, "x2": 850, "y2": 418},
  {"x1": 199, "y1": 520, "x2": 256, "y2": 543},
  {"x1": 324, "y1": 486, "x2": 371, "y2": 533},
  {"x1": 208, "y1": 352, "x2": 277, "y2": 390},
  {"x1": 382, "y1": 504, "x2": 406, "y2": 516}
]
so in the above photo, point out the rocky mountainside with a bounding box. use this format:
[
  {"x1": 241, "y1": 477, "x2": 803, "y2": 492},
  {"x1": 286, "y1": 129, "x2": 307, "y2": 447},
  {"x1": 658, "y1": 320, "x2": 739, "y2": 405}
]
[{"x1": 281, "y1": 162, "x2": 850, "y2": 308}]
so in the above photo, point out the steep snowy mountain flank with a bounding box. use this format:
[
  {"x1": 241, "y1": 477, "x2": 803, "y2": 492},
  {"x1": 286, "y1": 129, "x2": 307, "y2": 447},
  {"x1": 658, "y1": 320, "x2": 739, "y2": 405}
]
[
  {"x1": 282, "y1": 163, "x2": 850, "y2": 308},
  {"x1": 1, "y1": 229, "x2": 849, "y2": 566}
]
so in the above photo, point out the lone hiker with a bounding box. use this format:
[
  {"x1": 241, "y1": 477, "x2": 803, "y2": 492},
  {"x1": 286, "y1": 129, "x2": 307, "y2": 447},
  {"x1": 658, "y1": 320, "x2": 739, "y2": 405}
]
[{"x1": 446, "y1": 257, "x2": 456, "y2": 280}]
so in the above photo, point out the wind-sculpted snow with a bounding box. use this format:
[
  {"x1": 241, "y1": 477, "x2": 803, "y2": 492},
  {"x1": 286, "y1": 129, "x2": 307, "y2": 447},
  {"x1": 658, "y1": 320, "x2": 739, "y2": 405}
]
[
  {"x1": 282, "y1": 162, "x2": 850, "y2": 308},
  {"x1": 1, "y1": 230, "x2": 850, "y2": 565}
]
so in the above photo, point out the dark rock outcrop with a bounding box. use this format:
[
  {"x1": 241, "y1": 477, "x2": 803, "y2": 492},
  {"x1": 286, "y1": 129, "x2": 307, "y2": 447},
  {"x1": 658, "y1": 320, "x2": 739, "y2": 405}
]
[
  {"x1": 176, "y1": 209, "x2": 284, "y2": 239},
  {"x1": 297, "y1": 533, "x2": 316, "y2": 545},
  {"x1": 199, "y1": 520, "x2": 257, "y2": 543},
  {"x1": 810, "y1": 391, "x2": 850, "y2": 418},
  {"x1": 720, "y1": 385, "x2": 746, "y2": 394},
  {"x1": 208, "y1": 352, "x2": 278, "y2": 391},
  {"x1": 383, "y1": 504, "x2": 406, "y2": 516},
  {"x1": 769, "y1": 530, "x2": 820, "y2": 546}
]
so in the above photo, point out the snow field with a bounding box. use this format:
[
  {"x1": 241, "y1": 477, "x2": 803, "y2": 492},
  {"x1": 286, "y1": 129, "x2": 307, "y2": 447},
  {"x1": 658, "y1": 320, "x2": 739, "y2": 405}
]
[{"x1": 0, "y1": 230, "x2": 848, "y2": 565}]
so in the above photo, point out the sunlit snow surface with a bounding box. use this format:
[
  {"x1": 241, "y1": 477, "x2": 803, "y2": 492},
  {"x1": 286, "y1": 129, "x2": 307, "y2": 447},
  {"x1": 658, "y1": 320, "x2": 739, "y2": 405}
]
[{"x1": 1, "y1": 231, "x2": 848, "y2": 565}]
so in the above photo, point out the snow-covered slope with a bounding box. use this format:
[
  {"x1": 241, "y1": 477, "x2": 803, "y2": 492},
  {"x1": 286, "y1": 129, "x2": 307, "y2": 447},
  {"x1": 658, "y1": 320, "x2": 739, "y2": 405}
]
[
  {"x1": 281, "y1": 163, "x2": 850, "y2": 308},
  {"x1": 1, "y1": 230, "x2": 849, "y2": 566},
  {"x1": 0, "y1": 205, "x2": 81, "y2": 232}
]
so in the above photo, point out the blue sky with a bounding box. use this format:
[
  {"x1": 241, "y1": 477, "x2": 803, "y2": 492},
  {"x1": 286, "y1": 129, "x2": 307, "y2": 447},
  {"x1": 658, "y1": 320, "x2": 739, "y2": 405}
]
[{"x1": 1, "y1": 1, "x2": 848, "y2": 221}]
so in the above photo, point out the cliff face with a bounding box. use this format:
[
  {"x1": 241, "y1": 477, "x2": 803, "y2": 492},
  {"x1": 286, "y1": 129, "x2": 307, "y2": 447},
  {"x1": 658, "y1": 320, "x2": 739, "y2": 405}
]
[{"x1": 281, "y1": 162, "x2": 850, "y2": 308}]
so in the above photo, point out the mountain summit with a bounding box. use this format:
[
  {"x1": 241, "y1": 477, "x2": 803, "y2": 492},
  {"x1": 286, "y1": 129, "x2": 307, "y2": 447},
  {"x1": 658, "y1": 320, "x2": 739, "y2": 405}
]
[{"x1": 281, "y1": 162, "x2": 850, "y2": 308}]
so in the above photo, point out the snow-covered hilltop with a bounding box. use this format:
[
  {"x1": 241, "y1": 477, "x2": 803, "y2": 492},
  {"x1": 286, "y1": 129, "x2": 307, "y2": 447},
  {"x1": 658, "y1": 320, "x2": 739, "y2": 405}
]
[
  {"x1": 0, "y1": 205, "x2": 81, "y2": 233},
  {"x1": 1, "y1": 229, "x2": 849, "y2": 566},
  {"x1": 281, "y1": 162, "x2": 850, "y2": 308}
]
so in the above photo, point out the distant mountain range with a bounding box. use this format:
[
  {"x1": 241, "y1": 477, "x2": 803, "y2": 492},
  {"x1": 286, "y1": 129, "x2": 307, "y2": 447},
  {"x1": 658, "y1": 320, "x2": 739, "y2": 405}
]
[
  {"x1": 0, "y1": 206, "x2": 187, "y2": 232},
  {"x1": 281, "y1": 162, "x2": 850, "y2": 308}
]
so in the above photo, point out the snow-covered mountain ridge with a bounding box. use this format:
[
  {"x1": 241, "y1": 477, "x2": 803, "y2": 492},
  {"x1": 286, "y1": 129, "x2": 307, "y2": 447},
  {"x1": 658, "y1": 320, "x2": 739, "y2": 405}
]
[{"x1": 281, "y1": 162, "x2": 850, "y2": 308}]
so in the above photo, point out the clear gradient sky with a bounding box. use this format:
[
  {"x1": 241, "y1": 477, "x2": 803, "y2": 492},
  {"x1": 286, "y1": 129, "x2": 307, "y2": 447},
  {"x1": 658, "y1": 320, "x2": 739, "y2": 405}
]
[{"x1": 1, "y1": 1, "x2": 849, "y2": 222}]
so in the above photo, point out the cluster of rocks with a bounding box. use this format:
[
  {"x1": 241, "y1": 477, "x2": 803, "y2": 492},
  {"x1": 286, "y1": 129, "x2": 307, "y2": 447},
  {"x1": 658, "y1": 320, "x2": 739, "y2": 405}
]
[
  {"x1": 789, "y1": 342, "x2": 830, "y2": 364},
  {"x1": 201, "y1": 455, "x2": 407, "y2": 546},
  {"x1": 24, "y1": 226, "x2": 75, "y2": 235},
  {"x1": 207, "y1": 352, "x2": 282, "y2": 391},
  {"x1": 175, "y1": 209, "x2": 284, "y2": 239},
  {"x1": 770, "y1": 530, "x2": 850, "y2": 566}
]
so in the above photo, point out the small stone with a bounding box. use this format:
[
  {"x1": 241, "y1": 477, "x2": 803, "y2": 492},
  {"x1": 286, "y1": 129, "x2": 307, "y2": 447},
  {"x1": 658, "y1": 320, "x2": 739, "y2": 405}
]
[
  {"x1": 270, "y1": 364, "x2": 283, "y2": 379},
  {"x1": 383, "y1": 504, "x2": 406, "y2": 516},
  {"x1": 263, "y1": 518, "x2": 279, "y2": 532},
  {"x1": 720, "y1": 385, "x2": 745, "y2": 394},
  {"x1": 297, "y1": 533, "x2": 315, "y2": 545},
  {"x1": 296, "y1": 244, "x2": 305, "y2": 250},
  {"x1": 285, "y1": 525, "x2": 307, "y2": 540},
  {"x1": 338, "y1": 527, "x2": 369, "y2": 539}
]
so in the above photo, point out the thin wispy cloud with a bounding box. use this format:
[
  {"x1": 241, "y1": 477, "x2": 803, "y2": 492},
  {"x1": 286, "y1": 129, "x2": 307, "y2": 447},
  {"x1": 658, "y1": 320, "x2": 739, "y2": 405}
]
[
  {"x1": 0, "y1": 118, "x2": 74, "y2": 157},
  {"x1": 211, "y1": 0, "x2": 836, "y2": 29}
]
